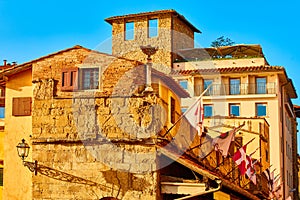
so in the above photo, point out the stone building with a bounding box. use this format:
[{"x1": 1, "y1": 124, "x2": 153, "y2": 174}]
[
  {"x1": 0, "y1": 44, "x2": 194, "y2": 199},
  {"x1": 105, "y1": 10, "x2": 200, "y2": 74},
  {"x1": 0, "y1": 9, "x2": 298, "y2": 200},
  {"x1": 0, "y1": 42, "x2": 269, "y2": 200},
  {"x1": 104, "y1": 9, "x2": 298, "y2": 199}
]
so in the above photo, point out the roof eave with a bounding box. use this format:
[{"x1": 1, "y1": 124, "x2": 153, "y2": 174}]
[{"x1": 105, "y1": 9, "x2": 201, "y2": 33}]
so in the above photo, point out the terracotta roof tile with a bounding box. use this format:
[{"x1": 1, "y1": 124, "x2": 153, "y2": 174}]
[{"x1": 170, "y1": 65, "x2": 284, "y2": 76}]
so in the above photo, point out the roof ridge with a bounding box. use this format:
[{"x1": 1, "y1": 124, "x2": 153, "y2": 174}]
[{"x1": 105, "y1": 9, "x2": 200, "y2": 33}]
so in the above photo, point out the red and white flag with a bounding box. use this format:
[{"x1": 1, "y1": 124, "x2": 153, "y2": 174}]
[
  {"x1": 246, "y1": 155, "x2": 256, "y2": 185},
  {"x1": 213, "y1": 123, "x2": 244, "y2": 157},
  {"x1": 263, "y1": 167, "x2": 274, "y2": 191},
  {"x1": 232, "y1": 144, "x2": 247, "y2": 175},
  {"x1": 184, "y1": 98, "x2": 204, "y2": 136}
]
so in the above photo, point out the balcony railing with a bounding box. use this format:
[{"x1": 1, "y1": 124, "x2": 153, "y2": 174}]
[{"x1": 195, "y1": 83, "x2": 277, "y2": 96}]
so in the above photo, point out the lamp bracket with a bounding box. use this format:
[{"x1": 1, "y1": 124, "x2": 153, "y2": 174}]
[{"x1": 23, "y1": 160, "x2": 38, "y2": 175}]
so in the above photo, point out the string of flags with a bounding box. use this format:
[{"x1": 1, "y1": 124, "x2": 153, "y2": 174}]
[
  {"x1": 184, "y1": 97, "x2": 258, "y2": 183},
  {"x1": 181, "y1": 87, "x2": 283, "y2": 198}
]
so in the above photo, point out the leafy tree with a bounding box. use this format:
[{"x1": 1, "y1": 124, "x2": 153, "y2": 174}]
[{"x1": 211, "y1": 36, "x2": 235, "y2": 47}]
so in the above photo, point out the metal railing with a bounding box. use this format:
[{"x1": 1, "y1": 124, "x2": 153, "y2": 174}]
[{"x1": 195, "y1": 83, "x2": 277, "y2": 96}]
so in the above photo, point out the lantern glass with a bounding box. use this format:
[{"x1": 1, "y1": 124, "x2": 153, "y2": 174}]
[{"x1": 16, "y1": 139, "x2": 30, "y2": 160}]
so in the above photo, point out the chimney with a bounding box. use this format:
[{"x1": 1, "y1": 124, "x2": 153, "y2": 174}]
[
  {"x1": 3, "y1": 60, "x2": 6, "y2": 66},
  {"x1": 12, "y1": 61, "x2": 17, "y2": 66}
]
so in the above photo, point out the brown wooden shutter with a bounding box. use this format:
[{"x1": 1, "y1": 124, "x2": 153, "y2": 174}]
[
  {"x1": 12, "y1": 97, "x2": 32, "y2": 116},
  {"x1": 61, "y1": 68, "x2": 78, "y2": 91}
]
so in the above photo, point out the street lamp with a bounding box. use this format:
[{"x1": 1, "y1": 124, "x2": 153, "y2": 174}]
[
  {"x1": 16, "y1": 138, "x2": 38, "y2": 175},
  {"x1": 16, "y1": 139, "x2": 30, "y2": 160}
]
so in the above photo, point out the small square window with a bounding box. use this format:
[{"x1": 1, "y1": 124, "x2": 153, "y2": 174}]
[
  {"x1": 79, "y1": 68, "x2": 99, "y2": 90},
  {"x1": 0, "y1": 107, "x2": 4, "y2": 118},
  {"x1": 179, "y1": 80, "x2": 188, "y2": 90},
  {"x1": 256, "y1": 103, "x2": 267, "y2": 116},
  {"x1": 125, "y1": 21, "x2": 134, "y2": 40},
  {"x1": 181, "y1": 107, "x2": 187, "y2": 114},
  {"x1": 148, "y1": 19, "x2": 158, "y2": 38},
  {"x1": 204, "y1": 105, "x2": 213, "y2": 117},
  {"x1": 229, "y1": 104, "x2": 240, "y2": 116}
]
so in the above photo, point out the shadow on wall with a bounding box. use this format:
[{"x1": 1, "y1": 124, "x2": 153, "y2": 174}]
[{"x1": 102, "y1": 169, "x2": 151, "y2": 197}]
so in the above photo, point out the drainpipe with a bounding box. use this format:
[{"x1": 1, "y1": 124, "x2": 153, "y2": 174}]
[{"x1": 281, "y1": 79, "x2": 291, "y2": 199}]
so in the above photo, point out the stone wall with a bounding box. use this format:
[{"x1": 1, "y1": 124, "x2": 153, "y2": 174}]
[
  {"x1": 111, "y1": 13, "x2": 173, "y2": 72},
  {"x1": 31, "y1": 47, "x2": 165, "y2": 199},
  {"x1": 110, "y1": 12, "x2": 196, "y2": 73},
  {"x1": 32, "y1": 142, "x2": 159, "y2": 200},
  {"x1": 172, "y1": 15, "x2": 195, "y2": 60}
]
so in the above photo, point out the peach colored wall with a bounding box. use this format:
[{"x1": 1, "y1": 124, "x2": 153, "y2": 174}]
[
  {"x1": 0, "y1": 130, "x2": 3, "y2": 200},
  {"x1": 177, "y1": 68, "x2": 283, "y2": 185},
  {"x1": 3, "y1": 69, "x2": 32, "y2": 200}
]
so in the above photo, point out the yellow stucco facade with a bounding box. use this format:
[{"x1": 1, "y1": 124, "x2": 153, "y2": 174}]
[
  {"x1": 3, "y1": 69, "x2": 33, "y2": 199},
  {"x1": 0, "y1": 129, "x2": 4, "y2": 200}
]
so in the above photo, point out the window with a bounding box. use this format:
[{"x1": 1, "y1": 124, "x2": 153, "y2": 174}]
[
  {"x1": 230, "y1": 78, "x2": 240, "y2": 95},
  {"x1": 0, "y1": 107, "x2": 4, "y2": 118},
  {"x1": 179, "y1": 80, "x2": 188, "y2": 90},
  {"x1": 0, "y1": 168, "x2": 2, "y2": 186},
  {"x1": 266, "y1": 149, "x2": 269, "y2": 162},
  {"x1": 170, "y1": 97, "x2": 176, "y2": 123},
  {"x1": 0, "y1": 88, "x2": 4, "y2": 97},
  {"x1": 256, "y1": 103, "x2": 267, "y2": 116},
  {"x1": 256, "y1": 77, "x2": 267, "y2": 94},
  {"x1": 61, "y1": 68, "x2": 78, "y2": 91},
  {"x1": 62, "y1": 68, "x2": 99, "y2": 91},
  {"x1": 204, "y1": 105, "x2": 213, "y2": 117},
  {"x1": 204, "y1": 79, "x2": 213, "y2": 95},
  {"x1": 181, "y1": 107, "x2": 187, "y2": 114},
  {"x1": 12, "y1": 97, "x2": 32, "y2": 116},
  {"x1": 79, "y1": 68, "x2": 99, "y2": 90},
  {"x1": 148, "y1": 18, "x2": 158, "y2": 38},
  {"x1": 125, "y1": 21, "x2": 134, "y2": 40},
  {"x1": 229, "y1": 104, "x2": 240, "y2": 116}
]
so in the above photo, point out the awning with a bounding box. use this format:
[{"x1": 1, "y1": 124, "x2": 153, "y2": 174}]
[{"x1": 159, "y1": 147, "x2": 260, "y2": 200}]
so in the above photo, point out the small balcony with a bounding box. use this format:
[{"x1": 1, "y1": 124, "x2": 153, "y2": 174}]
[{"x1": 195, "y1": 83, "x2": 277, "y2": 96}]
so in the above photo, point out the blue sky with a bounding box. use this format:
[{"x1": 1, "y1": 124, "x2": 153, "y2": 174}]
[{"x1": 1, "y1": 0, "x2": 300, "y2": 150}]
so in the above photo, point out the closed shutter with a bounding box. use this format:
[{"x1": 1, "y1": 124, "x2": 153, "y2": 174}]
[
  {"x1": 61, "y1": 68, "x2": 78, "y2": 91},
  {"x1": 12, "y1": 97, "x2": 32, "y2": 116}
]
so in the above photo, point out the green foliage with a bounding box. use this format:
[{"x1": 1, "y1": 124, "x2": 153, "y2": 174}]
[{"x1": 211, "y1": 36, "x2": 235, "y2": 47}]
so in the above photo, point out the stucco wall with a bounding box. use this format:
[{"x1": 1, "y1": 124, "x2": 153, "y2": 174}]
[
  {"x1": 4, "y1": 69, "x2": 33, "y2": 199},
  {"x1": 0, "y1": 130, "x2": 3, "y2": 200}
]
